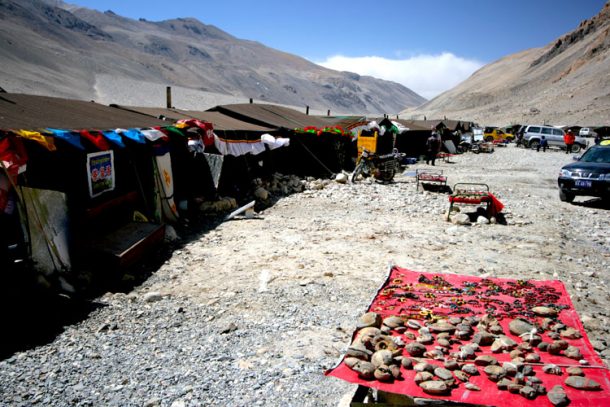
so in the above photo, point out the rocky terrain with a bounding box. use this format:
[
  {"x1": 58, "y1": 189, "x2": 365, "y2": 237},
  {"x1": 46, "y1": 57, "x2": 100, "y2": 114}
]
[
  {"x1": 0, "y1": 0, "x2": 425, "y2": 115},
  {"x1": 1, "y1": 145, "x2": 608, "y2": 406},
  {"x1": 402, "y1": 2, "x2": 610, "y2": 126}
]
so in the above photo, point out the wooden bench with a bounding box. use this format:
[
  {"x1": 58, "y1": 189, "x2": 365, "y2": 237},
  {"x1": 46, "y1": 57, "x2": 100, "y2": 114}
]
[
  {"x1": 79, "y1": 191, "x2": 165, "y2": 270},
  {"x1": 416, "y1": 169, "x2": 447, "y2": 191}
]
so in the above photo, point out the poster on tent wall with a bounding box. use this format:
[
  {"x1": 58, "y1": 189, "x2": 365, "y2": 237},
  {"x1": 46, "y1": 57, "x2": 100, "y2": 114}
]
[{"x1": 86, "y1": 151, "x2": 115, "y2": 198}]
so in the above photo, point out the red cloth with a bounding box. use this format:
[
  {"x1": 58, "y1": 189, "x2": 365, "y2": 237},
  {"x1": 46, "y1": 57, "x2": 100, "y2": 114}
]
[
  {"x1": 79, "y1": 130, "x2": 111, "y2": 151},
  {"x1": 326, "y1": 266, "x2": 610, "y2": 407},
  {"x1": 449, "y1": 192, "x2": 504, "y2": 215}
]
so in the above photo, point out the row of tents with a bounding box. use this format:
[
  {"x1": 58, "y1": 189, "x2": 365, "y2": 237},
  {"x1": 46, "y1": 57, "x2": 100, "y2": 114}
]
[{"x1": 0, "y1": 92, "x2": 475, "y2": 294}]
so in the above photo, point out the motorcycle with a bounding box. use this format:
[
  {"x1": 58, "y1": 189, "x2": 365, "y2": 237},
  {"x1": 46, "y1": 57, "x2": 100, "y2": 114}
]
[{"x1": 351, "y1": 148, "x2": 405, "y2": 183}]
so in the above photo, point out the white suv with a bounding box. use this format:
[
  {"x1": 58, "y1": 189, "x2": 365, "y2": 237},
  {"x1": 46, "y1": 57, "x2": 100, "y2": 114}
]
[{"x1": 523, "y1": 125, "x2": 588, "y2": 152}]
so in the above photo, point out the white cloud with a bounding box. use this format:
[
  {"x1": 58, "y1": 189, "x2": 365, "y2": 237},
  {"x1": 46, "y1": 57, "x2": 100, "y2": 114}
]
[{"x1": 316, "y1": 53, "x2": 483, "y2": 99}]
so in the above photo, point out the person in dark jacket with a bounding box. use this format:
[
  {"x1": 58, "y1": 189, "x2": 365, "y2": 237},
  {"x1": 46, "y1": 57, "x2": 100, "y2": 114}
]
[
  {"x1": 426, "y1": 128, "x2": 441, "y2": 165},
  {"x1": 537, "y1": 136, "x2": 548, "y2": 152}
]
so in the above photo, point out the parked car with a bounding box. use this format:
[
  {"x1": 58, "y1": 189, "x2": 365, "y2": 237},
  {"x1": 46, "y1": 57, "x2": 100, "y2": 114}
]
[
  {"x1": 523, "y1": 125, "x2": 588, "y2": 152},
  {"x1": 557, "y1": 145, "x2": 610, "y2": 202},
  {"x1": 579, "y1": 127, "x2": 597, "y2": 137},
  {"x1": 483, "y1": 127, "x2": 514, "y2": 142}
]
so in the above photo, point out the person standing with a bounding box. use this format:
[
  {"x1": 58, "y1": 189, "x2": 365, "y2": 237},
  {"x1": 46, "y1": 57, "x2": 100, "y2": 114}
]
[
  {"x1": 537, "y1": 136, "x2": 548, "y2": 152},
  {"x1": 564, "y1": 129, "x2": 576, "y2": 154},
  {"x1": 426, "y1": 127, "x2": 441, "y2": 166},
  {"x1": 594, "y1": 133, "x2": 602, "y2": 145}
]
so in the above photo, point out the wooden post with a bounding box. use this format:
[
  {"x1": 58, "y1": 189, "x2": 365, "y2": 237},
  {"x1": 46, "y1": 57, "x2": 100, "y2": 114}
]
[
  {"x1": 306, "y1": 105, "x2": 309, "y2": 115},
  {"x1": 166, "y1": 86, "x2": 172, "y2": 108},
  {"x1": 249, "y1": 98, "x2": 253, "y2": 104},
  {"x1": 327, "y1": 109, "x2": 331, "y2": 116}
]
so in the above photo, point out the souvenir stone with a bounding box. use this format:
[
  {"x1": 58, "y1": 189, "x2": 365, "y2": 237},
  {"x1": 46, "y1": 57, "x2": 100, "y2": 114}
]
[
  {"x1": 437, "y1": 338, "x2": 451, "y2": 348},
  {"x1": 344, "y1": 357, "x2": 361, "y2": 368},
  {"x1": 533, "y1": 384, "x2": 547, "y2": 395},
  {"x1": 520, "y1": 385, "x2": 537, "y2": 399},
  {"x1": 520, "y1": 332, "x2": 542, "y2": 346},
  {"x1": 541, "y1": 318, "x2": 555, "y2": 331},
  {"x1": 461, "y1": 364, "x2": 479, "y2": 375},
  {"x1": 564, "y1": 376, "x2": 601, "y2": 390},
  {"x1": 510, "y1": 350, "x2": 524, "y2": 359},
  {"x1": 560, "y1": 327, "x2": 581, "y2": 340},
  {"x1": 454, "y1": 371, "x2": 469, "y2": 382},
  {"x1": 414, "y1": 362, "x2": 436, "y2": 373},
  {"x1": 564, "y1": 346, "x2": 582, "y2": 360},
  {"x1": 488, "y1": 324, "x2": 504, "y2": 335},
  {"x1": 497, "y1": 378, "x2": 513, "y2": 390},
  {"x1": 537, "y1": 342, "x2": 550, "y2": 352},
  {"x1": 419, "y1": 380, "x2": 450, "y2": 395},
  {"x1": 401, "y1": 357, "x2": 414, "y2": 369},
  {"x1": 380, "y1": 326, "x2": 392, "y2": 335},
  {"x1": 521, "y1": 365, "x2": 534, "y2": 376},
  {"x1": 424, "y1": 349, "x2": 445, "y2": 360},
  {"x1": 508, "y1": 383, "x2": 524, "y2": 394},
  {"x1": 416, "y1": 335, "x2": 434, "y2": 345},
  {"x1": 414, "y1": 371, "x2": 434, "y2": 384},
  {"x1": 434, "y1": 367, "x2": 454, "y2": 381},
  {"x1": 509, "y1": 318, "x2": 535, "y2": 336},
  {"x1": 532, "y1": 306, "x2": 558, "y2": 317},
  {"x1": 390, "y1": 365, "x2": 402, "y2": 380},
  {"x1": 464, "y1": 383, "x2": 480, "y2": 391},
  {"x1": 548, "y1": 340, "x2": 569, "y2": 355},
  {"x1": 449, "y1": 317, "x2": 463, "y2": 325},
  {"x1": 382, "y1": 316, "x2": 404, "y2": 329},
  {"x1": 525, "y1": 353, "x2": 541, "y2": 363},
  {"x1": 347, "y1": 343, "x2": 372, "y2": 360},
  {"x1": 543, "y1": 364, "x2": 562, "y2": 375},
  {"x1": 548, "y1": 385, "x2": 570, "y2": 407},
  {"x1": 429, "y1": 322, "x2": 456, "y2": 334},
  {"x1": 566, "y1": 367, "x2": 583, "y2": 376},
  {"x1": 353, "y1": 361, "x2": 375, "y2": 379},
  {"x1": 357, "y1": 312, "x2": 382, "y2": 329},
  {"x1": 406, "y1": 319, "x2": 421, "y2": 329},
  {"x1": 444, "y1": 360, "x2": 459, "y2": 371},
  {"x1": 372, "y1": 335, "x2": 399, "y2": 352},
  {"x1": 517, "y1": 342, "x2": 532, "y2": 352},
  {"x1": 527, "y1": 376, "x2": 542, "y2": 385},
  {"x1": 502, "y1": 362, "x2": 518, "y2": 376},
  {"x1": 405, "y1": 332, "x2": 416, "y2": 340},
  {"x1": 405, "y1": 342, "x2": 426, "y2": 357},
  {"x1": 473, "y1": 331, "x2": 495, "y2": 346},
  {"x1": 374, "y1": 365, "x2": 393, "y2": 381},
  {"x1": 371, "y1": 350, "x2": 393, "y2": 368},
  {"x1": 483, "y1": 365, "x2": 506, "y2": 382},
  {"x1": 475, "y1": 355, "x2": 497, "y2": 366}
]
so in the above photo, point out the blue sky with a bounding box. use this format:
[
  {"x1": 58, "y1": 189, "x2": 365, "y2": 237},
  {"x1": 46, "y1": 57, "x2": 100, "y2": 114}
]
[{"x1": 68, "y1": 0, "x2": 607, "y2": 98}]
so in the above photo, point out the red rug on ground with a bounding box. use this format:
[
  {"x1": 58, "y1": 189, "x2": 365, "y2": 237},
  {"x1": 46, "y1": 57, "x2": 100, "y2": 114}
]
[{"x1": 326, "y1": 266, "x2": 610, "y2": 406}]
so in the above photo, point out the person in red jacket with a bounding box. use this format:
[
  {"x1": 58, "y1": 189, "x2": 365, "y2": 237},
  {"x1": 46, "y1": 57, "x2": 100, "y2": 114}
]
[{"x1": 564, "y1": 129, "x2": 576, "y2": 154}]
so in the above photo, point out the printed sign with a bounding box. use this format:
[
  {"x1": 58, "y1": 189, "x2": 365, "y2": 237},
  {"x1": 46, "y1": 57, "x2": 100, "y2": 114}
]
[{"x1": 87, "y1": 151, "x2": 115, "y2": 198}]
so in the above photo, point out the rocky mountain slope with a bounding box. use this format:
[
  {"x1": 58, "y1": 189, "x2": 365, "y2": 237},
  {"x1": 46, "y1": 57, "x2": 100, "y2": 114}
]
[
  {"x1": 401, "y1": 2, "x2": 610, "y2": 125},
  {"x1": 0, "y1": 0, "x2": 426, "y2": 115}
]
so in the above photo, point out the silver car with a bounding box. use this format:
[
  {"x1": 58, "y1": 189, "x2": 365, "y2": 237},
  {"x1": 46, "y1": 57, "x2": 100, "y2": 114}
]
[{"x1": 523, "y1": 125, "x2": 588, "y2": 152}]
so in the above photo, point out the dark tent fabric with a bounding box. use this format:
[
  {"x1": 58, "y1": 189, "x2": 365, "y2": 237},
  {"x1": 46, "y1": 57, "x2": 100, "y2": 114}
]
[{"x1": 206, "y1": 103, "x2": 331, "y2": 129}]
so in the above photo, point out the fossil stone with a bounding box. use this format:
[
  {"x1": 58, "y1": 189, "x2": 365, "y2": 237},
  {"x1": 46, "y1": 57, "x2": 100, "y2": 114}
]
[
  {"x1": 475, "y1": 355, "x2": 497, "y2": 366},
  {"x1": 560, "y1": 327, "x2": 582, "y2": 340},
  {"x1": 565, "y1": 376, "x2": 601, "y2": 390},
  {"x1": 488, "y1": 324, "x2": 504, "y2": 335},
  {"x1": 455, "y1": 330, "x2": 472, "y2": 340},
  {"x1": 484, "y1": 365, "x2": 506, "y2": 382},
  {"x1": 401, "y1": 357, "x2": 414, "y2": 369},
  {"x1": 382, "y1": 316, "x2": 404, "y2": 329},
  {"x1": 357, "y1": 312, "x2": 382, "y2": 329},
  {"x1": 566, "y1": 366, "x2": 583, "y2": 376},
  {"x1": 437, "y1": 338, "x2": 451, "y2": 348},
  {"x1": 548, "y1": 385, "x2": 570, "y2": 407},
  {"x1": 414, "y1": 362, "x2": 436, "y2": 373},
  {"x1": 374, "y1": 365, "x2": 393, "y2": 381},
  {"x1": 532, "y1": 306, "x2": 558, "y2": 317},
  {"x1": 371, "y1": 350, "x2": 393, "y2": 368},
  {"x1": 464, "y1": 382, "x2": 480, "y2": 391},
  {"x1": 357, "y1": 327, "x2": 381, "y2": 347},
  {"x1": 522, "y1": 365, "x2": 534, "y2": 376},
  {"x1": 537, "y1": 341, "x2": 550, "y2": 352},
  {"x1": 543, "y1": 364, "x2": 563, "y2": 375},
  {"x1": 508, "y1": 383, "x2": 523, "y2": 393},
  {"x1": 405, "y1": 342, "x2": 427, "y2": 357},
  {"x1": 353, "y1": 361, "x2": 375, "y2": 379},
  {"x1": 461, "y1": 364, "x2": 479, "y2": 375},
  {"x1": 444, "y1": 360, "x2": 459, "y2": 370},
  {"x1": 520, "y1": 332, "x2": 542, "y2": 346},
  {"x1": 372, "y1": 334, "x2": 399, "y2": 352},
  {"x1": 533, "y1": 384, "x2": 547, "y2": 395},
  {"x1": 502, "y1": 362, "x2": 518, "y2": 376},
  {"x1": 347, "y1": 343, "x2": 372, "y2": 360},
  {"x1": 416, "y1": 335, "x2": 434, "y2": 345},
  {"x1": 344, "y1": 357, "x2": 361, "y2": 368},
  {"x1": 449, "y1": 317, "x2": 463, "y2": 325},
  {"x1": 404, "y1": 332, "x2": 416, "y2": 340},
  {"x1": 527, "y1": 376, "x2": 542, "y2": 385},
  {"x1": 564, "y1": 346, "x2": 582, "y2": 360},
  {"x1": 517, "y1": 342, "x2": 532, "y2": 352},
  {"x1": 510, "y1": 349, "x2": 524, "y2": 359},
  {"x1": 497, "y1": 378, "x2": 513, "y2": 390},
  {"x1": 424, "y1": 349, "x2": 445, "y2": 360},
  {"x1": 406, "y1": 319, "x2": 421, "y2": 329},
  {"x1": 509, "y1": 318, "x2": 535, "y2": 336},
  {"x1": 525, "y1": 352, "x2": 541, "y2": 363},
  {"x1": 473, "y1": 331, "x2": 495, "y2": 346},
  {"x1": 390, "y1": 364, "x2": 402, "y2": 379},
  {"x1": 429, "y1": 322, "x2": 456, "y2": 334},
  {"x1": 419, "y1": 380, "x2": 450, "y2": 395},
  {"x1": 548, "y1": 340, "x2": 569, "y2": 355},
  {"x1": 541, "y1": 318, "x2": 554, "y2": 331},
  {"x1": 520, "y1": 385, "x2": 537, "y2": 399},
  {"x1": 434, "y1": 367, "x2": 454, "y2": 381},
  {"x1": 454, "y1": 370, "x2": 469, "y2": 382},
  {"x1": 414, "y1": 371, "x2": 434, "y2": 384}
]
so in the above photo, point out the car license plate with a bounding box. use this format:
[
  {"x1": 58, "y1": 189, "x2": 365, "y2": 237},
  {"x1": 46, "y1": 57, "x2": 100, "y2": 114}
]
[{"x1": 575, "y1": 180, "x2": 592, "y2": 188}]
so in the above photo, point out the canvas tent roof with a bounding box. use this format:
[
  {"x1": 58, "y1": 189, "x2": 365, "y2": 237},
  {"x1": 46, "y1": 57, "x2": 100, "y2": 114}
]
[
  {"x1": 113, "y1": 106, "x2": 275, "y2": 132},
  {"x1": 0, "y1": 93, "x2": 168, "y2": 130},
  {"x1": 207, "y1": 103, "x2": 332, "y2": 129}
]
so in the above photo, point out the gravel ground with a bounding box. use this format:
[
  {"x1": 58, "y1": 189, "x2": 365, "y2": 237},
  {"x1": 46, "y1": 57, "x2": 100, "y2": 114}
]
[{"x1": 1, "y1": 145, "x2": 609, "y2": 407}]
